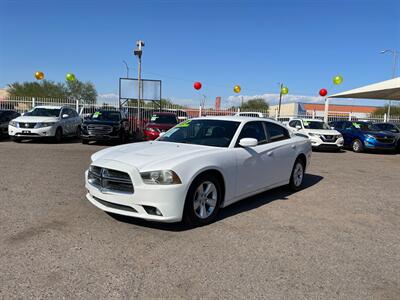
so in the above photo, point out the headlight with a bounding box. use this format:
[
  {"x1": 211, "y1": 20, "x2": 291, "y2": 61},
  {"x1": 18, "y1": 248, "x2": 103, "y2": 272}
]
[
  {"x1": 308, "y1": 133, "x2": 320, "y2": 137},
  {"x1": 140, "y1": 170, "x2": 181, "y2": 185},
  {"x1": 366, "y1": 134, "x2": 376, "y2": 139},
  {"x1": 9, "y1": 120, "x2": 18, "y2": 127},
  {"x1": 35, "y1": 122, "x2": 56, "y2": 128},
  {"x1": 145, "y1": 127, "x2": 160, "y2": 132}
]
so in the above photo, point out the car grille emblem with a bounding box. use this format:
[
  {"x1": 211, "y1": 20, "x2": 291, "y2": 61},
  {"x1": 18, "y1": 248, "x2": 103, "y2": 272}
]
[{"x1": 25, "y1": 123, "x2": 29, "y2": 128}]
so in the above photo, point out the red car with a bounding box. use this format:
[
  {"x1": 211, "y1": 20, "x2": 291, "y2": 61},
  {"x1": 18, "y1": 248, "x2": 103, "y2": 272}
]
[{"x1": 143, "y1": 112, "x2": 178, "y2": 140}]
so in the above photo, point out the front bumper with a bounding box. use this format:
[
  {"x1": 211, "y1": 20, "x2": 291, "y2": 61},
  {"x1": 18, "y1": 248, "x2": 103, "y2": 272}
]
[
  {"x1": 8, "y1": 125, "x2": 57, "y2": 137},
  {"x1": 84, "y1": 161, "x2": 187, "y2": 223},
  {"x1": 310, "y1": 136, "x2": 344, "y2": 150},
  {"x1": 82, "y1": 134, "x2": 120, "y2": 141}
]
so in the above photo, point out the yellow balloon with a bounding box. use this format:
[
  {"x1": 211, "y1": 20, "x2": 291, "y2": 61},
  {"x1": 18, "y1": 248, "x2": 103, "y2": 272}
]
[
  {"x1": 233, "y1": 85, "x2": 241, "y2": 93},
  {"x1": 66, "y1": 73, "x2": 76, "y2": 81},
  {"x1": 333, "y1": 75, "x2": 343, "y2": 85},
  {"x1": 35, "y1": 71, "x2": 44, "y2": 80},
  {"x1": 281, "y1": 87, "x2": 289, "y2": 94}
]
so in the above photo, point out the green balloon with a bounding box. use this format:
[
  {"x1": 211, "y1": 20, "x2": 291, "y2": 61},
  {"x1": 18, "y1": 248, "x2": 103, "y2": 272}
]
[
  {"x1": 333, "y1": 75, "x2": 343, "y2": 85},
  {"x1": 281, "y1": 87, "x2": 289, "y2": 94},
  {"x1": 66, "y1": 73, "x2": 76, "y2": 81}
]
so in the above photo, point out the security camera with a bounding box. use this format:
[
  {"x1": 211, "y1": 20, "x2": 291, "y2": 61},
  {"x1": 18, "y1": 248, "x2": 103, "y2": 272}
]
[{"x1": 134, "y1": 40, "x2": 145, "y2": 57}]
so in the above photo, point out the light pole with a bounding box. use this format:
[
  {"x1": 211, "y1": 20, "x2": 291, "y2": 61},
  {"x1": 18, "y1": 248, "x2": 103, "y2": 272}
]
[
  {"x1": 277, "y1": 83, "x2": 283, "y2": 118},
  {"x1": 380, "y1": 49, "x2": 398, "y2": 121},
  {"x1": 134, "y1": 40, "x2": 145, "y2": 131},
  {"x1": 122, "y1": 60, "x2": 130, "y2": 78}
]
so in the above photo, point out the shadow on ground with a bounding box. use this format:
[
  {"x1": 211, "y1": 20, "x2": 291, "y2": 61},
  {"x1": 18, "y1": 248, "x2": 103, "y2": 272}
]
[{"x1": 108, "y1": 173, "x2": 324, "y2": 232}]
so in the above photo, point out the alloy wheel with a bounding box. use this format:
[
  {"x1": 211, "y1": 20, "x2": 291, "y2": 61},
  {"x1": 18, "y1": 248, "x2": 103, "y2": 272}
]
[
  {"x1": 193, "y1": 181, "x2": 218, "y2": 219},
  {"x1": 293, "y1": 162, "x2": 304, "y2": 187}
]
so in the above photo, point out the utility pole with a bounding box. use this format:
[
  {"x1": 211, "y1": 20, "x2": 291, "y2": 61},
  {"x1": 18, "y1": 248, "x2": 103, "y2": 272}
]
[
  {"x1": 278, "y1": 83, "x2": 283, "y2": 118},
  {"x1": 134, "y1": 40, "x2": 145, "y2": 131}
]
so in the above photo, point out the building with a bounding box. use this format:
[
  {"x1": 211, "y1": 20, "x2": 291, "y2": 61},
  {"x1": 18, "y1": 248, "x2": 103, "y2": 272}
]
[
  {"x1": 0, "y1": 88, "x2": 9, "y2": 98},
  {"x1": 268, "y1": 102, "x2": 381, "y2": 118}
]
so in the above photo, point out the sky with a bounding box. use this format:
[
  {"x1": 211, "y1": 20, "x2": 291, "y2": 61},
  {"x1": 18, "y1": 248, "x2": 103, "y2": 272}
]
[{"x1": 0, "y1": 0, "x2": 399, "y2": 108}]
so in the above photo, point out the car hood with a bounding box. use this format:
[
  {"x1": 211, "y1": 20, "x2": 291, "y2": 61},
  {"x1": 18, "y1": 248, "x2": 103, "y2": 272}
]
[
  {"x1": 13, "y1": 116, "x2": 59, "y2": 123},
  {"x1": 91, "y1": 141, "x2": 223, "y2": 170},
  {"x1": 145, "y1": 123, "x2": 176, "y2": 131},
  {"x1": 363, "y1": 131, "x2": 396, "y2": 138},
  {"x1": 83, "y1": 120, "x2": 119, "y2": 126},
  {"x1": 304, "y1": 129, "x2": 341, "y2": 135}
]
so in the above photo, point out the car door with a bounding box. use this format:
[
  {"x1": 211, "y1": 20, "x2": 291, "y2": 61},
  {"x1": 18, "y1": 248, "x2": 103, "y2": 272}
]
[
  {"x1": 234, "y1": 121, "x2": 274, "y2": 198},
  {"x1": 61, "y1": 108, "x2": 73, "y2": 135},
  {"x1": 263, "y1": 122, "x2": 295, "y2": 185},
  {"x1": 342, "y1": 121, "x2": 356, "y2": 146}
]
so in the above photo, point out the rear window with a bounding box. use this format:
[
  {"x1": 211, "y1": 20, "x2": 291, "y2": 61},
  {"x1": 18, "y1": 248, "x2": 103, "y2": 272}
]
[{"x1": 150, "y1": 114, "x2": 178, "y2": 124}]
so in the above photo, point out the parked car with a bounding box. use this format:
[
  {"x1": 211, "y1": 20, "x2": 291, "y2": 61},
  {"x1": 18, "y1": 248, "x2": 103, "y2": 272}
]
[
  {"x1": 329, "y1": 120, "x2": 397, "y2": 152},
  {"x1": 81, "y1": 110, "x2": 130, "y2": 144},
  {"x1": 85, "y1": 116, "x2": 312, "y2": 226},
  {"x1": 373, "y1": 122, "x2": 400, "y2": 151},
  {"x1": 143, "y1": 112, "x2": 178, "y2": 140},
  {"x1": 8, "y1": 106, "x2": 81, "y2": 142},
  {"x1": 234, "y1": 112, "x2": 266, "y2": 118},
  {"x1": 287, "y1": 118, "x2": 343, "y2": 151},
  {"x1": 163, "y1": 109, "x2": 189, "y2": 121},
  {"x1": 0, "y1": 109, "x2": 20, "y2": 138}
]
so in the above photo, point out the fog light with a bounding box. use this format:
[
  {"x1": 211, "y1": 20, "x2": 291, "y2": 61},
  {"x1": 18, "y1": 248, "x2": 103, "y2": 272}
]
[{"x1": 143, "y1": 205, "x2": 163, "y2": 216}]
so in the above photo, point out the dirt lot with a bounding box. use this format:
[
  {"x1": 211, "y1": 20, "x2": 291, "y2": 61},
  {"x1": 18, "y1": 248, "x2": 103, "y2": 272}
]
[{"x1": 0, "y1": 139, "x2": 399, "y2": 299}]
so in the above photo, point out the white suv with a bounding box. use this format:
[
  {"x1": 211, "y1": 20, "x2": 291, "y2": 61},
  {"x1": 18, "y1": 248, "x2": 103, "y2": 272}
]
[
  {"x1": 287, "y1": 118, "x2": 344, "y2": 151},
  {"x1": 8, "y1": 105, "x2": 82, "y2": 142}
]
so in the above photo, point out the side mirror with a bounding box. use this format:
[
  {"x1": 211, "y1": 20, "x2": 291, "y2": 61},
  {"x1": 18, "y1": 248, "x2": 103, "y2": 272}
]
[
  {"x1": 239, "y1": 138, "x2": 258, "y2": 147},
  {"x1": 295, "y1": 125, "x2": 302, "y2": 130},
  {"x1": 62, "y1": 114, "x2": 69, "y2": 119},
  {"x1": 158, "y1": 132, "x2": 166, "y2": 138}
]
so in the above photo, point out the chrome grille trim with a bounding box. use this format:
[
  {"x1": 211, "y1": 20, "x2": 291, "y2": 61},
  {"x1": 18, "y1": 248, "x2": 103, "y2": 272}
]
[
  {"x1": 87, "y1": 125, "x2": 113, "y2": 135},
  {"x1": 19, "y1": 122, "x2": 37, "y2": 129},
  {"x1": 88, "y1": 166, "x2": 134, "y2": 194}
]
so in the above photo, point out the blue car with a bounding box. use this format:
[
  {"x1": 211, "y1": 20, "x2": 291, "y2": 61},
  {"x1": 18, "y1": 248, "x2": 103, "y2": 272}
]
[{"x1": 329, "y1": 120, "x2": 396, "y2": 153}]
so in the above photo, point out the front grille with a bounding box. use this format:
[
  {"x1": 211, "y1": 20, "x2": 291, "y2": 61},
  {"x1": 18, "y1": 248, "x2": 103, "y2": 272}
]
[
  {"x1": 92, "y1": 196, "x2": 137, "y2": 212},
  {"x1": 19, "y1": 122, "x2": 36, "y2": 129},
  {"x1": 88, "y1": 166, "x2": 134, "y2": 194},
  {"x1": 88, "y1": 125, "x2": 113, "y2": 135},
  {"x1": 321, "y1": 135, "x2": 338, "y2": 142},
  {"x1": 376, "y1": 137, "x2": 395, "y2": 144}
]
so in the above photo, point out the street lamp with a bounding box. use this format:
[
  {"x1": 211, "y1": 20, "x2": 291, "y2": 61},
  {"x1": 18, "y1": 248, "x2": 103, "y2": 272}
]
[
  {"x1": 380, "y1": 49, "x2": 399, "y2": 120},
  {"x1": 134, "y1": 40, "x2": 145, "y2": 130},
  {"x1": 122, "y1": 60, "x2": 130, "y2": 78}
]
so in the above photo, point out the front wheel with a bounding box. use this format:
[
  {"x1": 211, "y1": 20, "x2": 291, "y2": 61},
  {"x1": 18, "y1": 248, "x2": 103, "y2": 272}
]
[
  {"x1": 54, "y1": 127, "x2": 63, "y2": 143},
  {"x1": 351, "y1": 139, "x2": 363, "y2": 153},
  {"x1": 183, "y1": 174, "x2": 222, "y2": 226},
  {"x1": 289, "y1": 159, "x2": 305, "y2": 191},
  {"x1": 11, "y1": 136, "x2": 21, "y2": 143}
]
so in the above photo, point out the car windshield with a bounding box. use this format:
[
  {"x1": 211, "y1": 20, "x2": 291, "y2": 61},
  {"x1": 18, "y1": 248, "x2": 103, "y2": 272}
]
[
  {"x1": 158, "y1": 119, "x2": 241, "y2": 147},
  {"x1": 25, "y1": 108, "x2": 61, "y2": 117},
  {"x1": 352, "y1": 122, "x2": 379, "y2": 131},
  {"x1": 303, "y1": 121, "x2": 330, "y2": 129},
  {"x1": 150, "y1": 114, "x2": 177, "y2": 124},
  {"x1": 375, "y1": 123, "x2": 400, "y2": 133},
  {"x1": 89, "y1": 111, "x2": 120, "y2": 121}
]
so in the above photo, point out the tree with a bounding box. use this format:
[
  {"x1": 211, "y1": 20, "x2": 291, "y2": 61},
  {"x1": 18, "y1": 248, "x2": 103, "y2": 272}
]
[
  {"x1": 240, "y1": 98, "x2": 269, "y2": 111},
  {"x1": 7, "y1": 80, "x2": 98, "y2": 103},
  {"x1": 374, "y1": 105, "x2": 400, "y2": 117}
]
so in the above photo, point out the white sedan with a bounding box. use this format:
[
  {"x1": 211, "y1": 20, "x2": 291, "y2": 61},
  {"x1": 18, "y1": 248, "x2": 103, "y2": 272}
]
[{"x1": 85, "y1": 116, "x2": 312, "y2": 226}]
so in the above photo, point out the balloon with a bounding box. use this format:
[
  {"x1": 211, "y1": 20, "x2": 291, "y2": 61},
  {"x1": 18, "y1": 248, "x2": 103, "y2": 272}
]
[
  {"x1": 193, "y1": 81, "x2": 202, "y2": 90},
  {"x1": 34, "y1": 71, "x2": 44, "y2": 80},
  {"x1": 281, "y1": 87, "x2": 289, "y2": 95},
  {"x1": 233, "y1": 85, "x2": 241, "y2": 93},
  {"x1": 66, "y1": 73, "x2": 76, "y2": 81},
  {"x1": 333, "y1": 75, "x2": 343, "y2": 85},
  {"x1": 319, "y1": 88, "x2": 328, "y2": 96}
]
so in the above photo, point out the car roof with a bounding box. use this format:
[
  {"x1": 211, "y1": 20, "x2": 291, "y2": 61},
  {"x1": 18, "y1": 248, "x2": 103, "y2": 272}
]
[
  {"x1": 153, "y1": 112, "x2": 177, "y2": 116},
  {"x1": 293, "y1": 118, "x2": 323, "y2": 122},
  {"x1": 194, "y1": 115, "x2": 284, "y2": 126},
  {"x1": 34, "y1": 105, "x2": 64, "y2": 109}
]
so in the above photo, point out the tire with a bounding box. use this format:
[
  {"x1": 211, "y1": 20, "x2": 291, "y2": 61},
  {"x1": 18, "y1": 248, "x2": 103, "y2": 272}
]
[
  {"x1": 183, "y1": 174, "x2": 222, "y2": 226},
  {"x1": 11, "y1": 136, "x2": 21, "y2": 143},
  {"x1": 289, "y1": 158, "x2": 305, "y2": 191},
  {"x1": 351, "y1": 139, "x2": 363, "y2": 153},
  {"x1": 81, "y1": 139, "x2": 88, "y2": 144},
  {"x1": 119, "y1": 131, "x2": 126, "y2": 144},
  {"x1": 54, "y1": 127, "x2": 63, "y2": 143},
  {"x1": 76, "y1": 126, "x2": 81, "y2": 138}
]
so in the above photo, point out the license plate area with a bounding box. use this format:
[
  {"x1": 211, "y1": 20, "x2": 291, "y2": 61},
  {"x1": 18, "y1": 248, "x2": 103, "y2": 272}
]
[{"x1": 22, "y1": 130, "x2": 31, "y2": 134}]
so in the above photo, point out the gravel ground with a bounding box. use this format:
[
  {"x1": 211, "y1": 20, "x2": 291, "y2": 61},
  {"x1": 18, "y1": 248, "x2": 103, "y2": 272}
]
[{"x1": 0, "y1": 139, "x2": 399, "y2": 299}]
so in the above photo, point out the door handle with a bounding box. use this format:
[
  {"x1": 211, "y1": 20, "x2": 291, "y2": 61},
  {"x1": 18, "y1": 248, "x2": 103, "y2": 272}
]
[{"x1": 267, "y1": 151, "x2": 273, "y2": 156}]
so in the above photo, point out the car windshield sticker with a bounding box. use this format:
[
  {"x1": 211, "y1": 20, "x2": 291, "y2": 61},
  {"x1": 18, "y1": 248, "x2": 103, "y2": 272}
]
[
  {"x1": 352, "y1": 122, "x2": 361, "y2": 128},
  {"x1": 163, "y1": 127, "x2": 179, "y2": 137},
  {"x1": 176, "y1": 119, "x2": 192, "y2": 128},
  {"x1": 303, "y1": 121, "x2": 309, "y2": 126},
  {"x1": 150, "y1": 115, "x2": 158, "y2": 122},
  {"x1": 93, "y1": 112, "x2": 102, "y2": 118}
]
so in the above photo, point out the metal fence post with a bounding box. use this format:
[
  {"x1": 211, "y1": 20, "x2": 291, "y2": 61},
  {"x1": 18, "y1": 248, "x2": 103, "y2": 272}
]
[
  {"x1": 76, "y1": 99, "x2": 79, "y2": 113},
  {"x1": 384, "y1": 113, "x2": 387, "y2": 123},
  {"x1": 32, "y1": 97, "x2": 35, "y2": 108},
  {"x1": 348, "y1": 112, "x2": 352, "y2": 121},
  {"x1": 199, "y1": 105, "x2": 202, "y2": 117}
]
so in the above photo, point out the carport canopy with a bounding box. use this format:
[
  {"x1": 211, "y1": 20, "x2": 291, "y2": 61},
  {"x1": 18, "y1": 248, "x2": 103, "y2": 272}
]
[{"x1": 328, "y1": 77, "x2": 400, "y2": 100}]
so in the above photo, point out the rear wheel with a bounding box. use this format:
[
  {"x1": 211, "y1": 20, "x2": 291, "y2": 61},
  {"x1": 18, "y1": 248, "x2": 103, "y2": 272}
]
[
  {"x1": 289, "y1": 159, "x2": 305, "y2": 191},
  {"x1": 352, "y1": 139, "x2": 363, "y2": 153},
  {"x1": 183, "y1": 174, "x2": 222, "y2": 226}
]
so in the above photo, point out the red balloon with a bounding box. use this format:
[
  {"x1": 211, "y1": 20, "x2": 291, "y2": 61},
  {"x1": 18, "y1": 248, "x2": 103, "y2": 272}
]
[
  {"x1": 319, "y1": 88, "x2": 328, "y2": 96},
  {"x1": 194, "y1": 81, "x2": 202, "y2": 90}
]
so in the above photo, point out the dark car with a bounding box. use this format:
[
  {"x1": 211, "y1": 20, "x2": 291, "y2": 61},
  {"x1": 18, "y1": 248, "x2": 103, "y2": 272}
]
[
  {"x1": 329, "y1": 120, "x2": 396, "y2": 153},
  {"x1": 81, "y1": 110, "x2": 130, "y2": 144},
  {"x1": 143, "y1": 112, "x2": 178, "y2": 140},
  {"x1": 0, "y1": 109, "x2": 20, "y2": 138},
  {"x1": 373, "y1": 122, "x2": 400, "y2": 151}
]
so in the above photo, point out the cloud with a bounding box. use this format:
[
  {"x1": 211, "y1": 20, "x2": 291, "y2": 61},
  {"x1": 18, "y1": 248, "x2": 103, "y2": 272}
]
[{"x1": 226, "y1": 93, "x2": 323, "y2": 107}]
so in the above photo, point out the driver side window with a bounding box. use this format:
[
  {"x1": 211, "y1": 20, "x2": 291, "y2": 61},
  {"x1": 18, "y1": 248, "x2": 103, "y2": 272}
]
[{"x1": 237, "y1": 121, "x2": 267, "y2": 146}]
